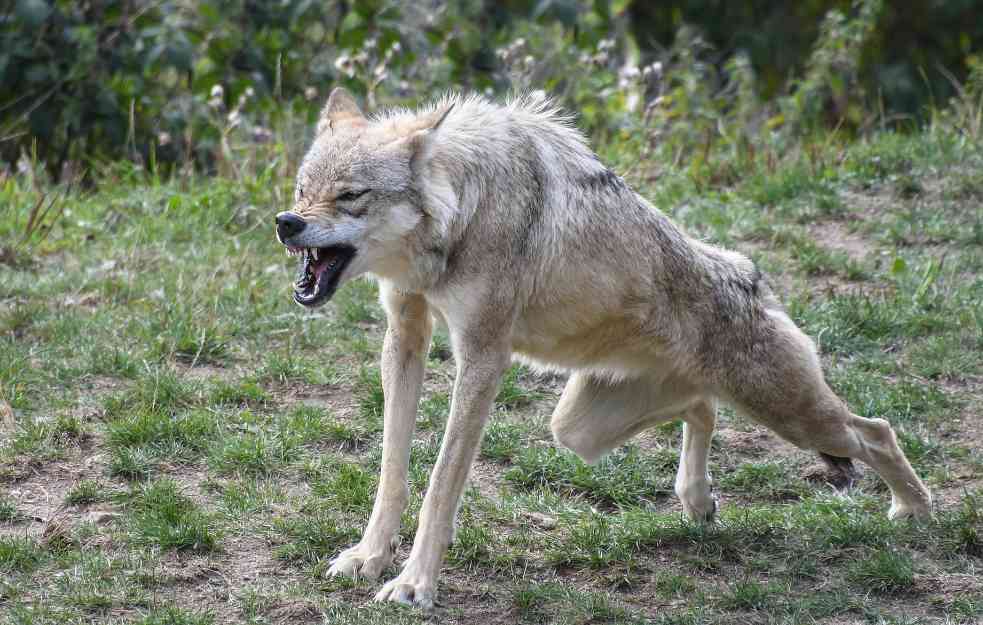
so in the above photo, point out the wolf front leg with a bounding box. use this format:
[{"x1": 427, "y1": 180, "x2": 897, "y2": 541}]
[
  {"x1": 375, "y1": 334, "x2": 510, "y2": 609},
  {"x1": 328, "y1": 284, "x2": 432, "y2": 580}
]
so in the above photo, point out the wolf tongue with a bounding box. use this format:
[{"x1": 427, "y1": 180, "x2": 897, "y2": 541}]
[{"x1": 312, "y1": 251, "x2": 333, "y2": 278}]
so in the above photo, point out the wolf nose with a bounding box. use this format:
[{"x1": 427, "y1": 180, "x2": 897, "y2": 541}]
[{"x1": 276, "y1": 212, "x2": 307, "y2": 240}]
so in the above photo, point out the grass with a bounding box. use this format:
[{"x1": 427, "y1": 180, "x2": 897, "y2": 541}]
[
  {"x1": 718, "y1": 462, "x2": 811, "y2": 502},
  {"x1": 0, "y1": 495, "x2": 20, "y2": 521},
  {"x1": 505, "y1": 444, "x2": 677, "y2": 508},
  {"x1": 270, "y1": 508, "x2": 360, "y2": 564},
  {"x1": 0, "y1": 118, "x2": 980, "y2": 624},
  {"x1": 846, "y1": 548, "x2": 916, "y2": 594},
  {"x1": 133, "y1": 606, "x2": 216, "y2": 625},
  {"x1": 127, "y1": 479, "x2": 220, "y2": 552},
  {"x1": 65, "y1": 479, "x2": 109, "y2": 506},
  {"x1": 0, "y1": 537, "x2": 44, "y2": 573}
]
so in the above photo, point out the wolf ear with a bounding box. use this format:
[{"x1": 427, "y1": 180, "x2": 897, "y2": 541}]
[
  {"x1": 408, "y1": 103, "x2": 455, "y2": 154},
  {"x1": 317, "y1": 87, "x2": 366, "y2": 134}
]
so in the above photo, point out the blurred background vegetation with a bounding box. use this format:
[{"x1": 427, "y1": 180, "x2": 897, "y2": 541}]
[{"x1": 1, "y1": 0, "x2": 981, "y2": 181}]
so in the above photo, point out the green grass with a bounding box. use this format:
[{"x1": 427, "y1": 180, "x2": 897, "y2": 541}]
[
  {"x1": 208, "y1": 430, "x2": 297, "y2": 475},
  {"x1": 718, "y1": 462, "x2": 811, "y2": 502},
  {"x1": 718, "y1": 578, "x2": 781, "y2": 610},
  {"x1": 513, "y1": 582, "x2": 639, "y2": 623},
  {"x1": 0, "y1": 537, "x2": 44, "y2": 573},
  {"x1": 218, "y1": 476, "x2": 286, "y2": 516},
  {"x1": 310, "y1": 462, "x2": 377, "y2": 513},
  {"x1": 133, "y1": 605, "x2": 215, "y2": 625},
  {"x1": 65, "y1": 479, "x2": 110, "y2": 506},
  {"x1": 270, "y1": 508, "x2": 359, "y2": 564},
  {"x1": 356, "y1": 365, "x2": 385, "y2": 426},
  {"x1": 0, "y1": 120, "x2": 980, "y2": 623},
  {"x1": 127, "y1": 479, "x2": 220, "y2": 552},
  {"x1": 480, "y1": 419, "x2": 526, "y2": 461},
  {"x1": 0, "y1": 494, "x2": 21, "y2": 521},
  {"x1": 107, "y1": 409, "x2": 217, "y2": 452},
  {"x1": 846, "y1": 548, "x2": 916, "y2": 594},
  {"x1": 505, "y1": 444, "x2": 676, "y2": 508}
]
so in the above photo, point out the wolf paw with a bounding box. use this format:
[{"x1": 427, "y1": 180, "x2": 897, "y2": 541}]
[
  {"x1": 676, "y1": 481, "x2": 718, "y2": 523},
  {"x1": 682, "y1": 494, "x2": 718, "y2": 523},
  {"x1": 888, "y1": 496, "x2": 933, "y2": 521},
  {"x1": 374, "y1": 570, "x2": 436, "y2": 610},
  {"x1": 327, "y1": 542, "x2": 394, "y2": 580}
]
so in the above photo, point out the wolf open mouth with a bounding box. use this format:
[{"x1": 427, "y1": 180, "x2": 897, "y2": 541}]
[{"x1": 286, "y1": 245, "x2": 356, "y2": 308}]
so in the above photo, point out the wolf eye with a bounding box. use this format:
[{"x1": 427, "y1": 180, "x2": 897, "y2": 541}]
[{"x1": 336, "y1": 189, "x2": 369, "y2": 203}]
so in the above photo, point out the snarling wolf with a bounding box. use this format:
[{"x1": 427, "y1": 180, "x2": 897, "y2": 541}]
[{"x1": 274, "y1": 88, "x2": 932, "y2": 608}]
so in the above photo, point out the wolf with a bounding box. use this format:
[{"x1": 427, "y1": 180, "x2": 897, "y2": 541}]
[{"x1": 274, "y1": 87, "x2": 932, "y2": 608}]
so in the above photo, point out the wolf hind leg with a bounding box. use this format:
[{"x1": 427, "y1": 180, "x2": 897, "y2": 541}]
[
  {"x1": 675, "y1": 399, "x2": 718, "y2": 521},
  {"x1": 725, "y1": 311, "x2": 932, "y2": 519},
  {"x1": 550, "y1": 371, "x2": 698, "y2": 464},
  {"x1": 550, "y1": 372, "x2": 717, "y2": 521}
]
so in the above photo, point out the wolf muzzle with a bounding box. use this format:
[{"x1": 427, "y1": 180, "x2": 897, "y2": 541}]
[{"x1": 276, "y1": 211, "x2": 307, "y2": 242}]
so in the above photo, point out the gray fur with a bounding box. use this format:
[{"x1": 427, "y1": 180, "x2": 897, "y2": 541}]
[{"x1": 275, "y1": 89, "x2": 932, "y2": 609}]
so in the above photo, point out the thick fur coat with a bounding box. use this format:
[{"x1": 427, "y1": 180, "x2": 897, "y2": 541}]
[{"x1": 273, "y1": 89, "x2": 932, "y2": 608}]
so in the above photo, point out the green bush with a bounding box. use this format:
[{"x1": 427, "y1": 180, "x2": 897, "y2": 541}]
[{"x1": 2, "y1": 0, "x2": 981, "y2": 178}]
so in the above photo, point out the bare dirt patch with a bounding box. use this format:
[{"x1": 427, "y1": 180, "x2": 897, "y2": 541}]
[
  {"x1": 1, "y1": 448, "x2": 103, "y2": 536},
  {"x1": 808, "y1": 219, "x2": 874, "y2": 262}
]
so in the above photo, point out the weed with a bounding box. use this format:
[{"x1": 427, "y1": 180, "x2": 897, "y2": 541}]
[
  {"x1": 428, "y1": 330, "x2": 452, "y2": 362},
  {"x1": 513, "y1": 582, "x2": 637, "y2": 624},
  {"x1": 167, "y1": 322, "x2": 229, "y2": 366},
  {"x1": 259, "y1": 350, "x2": 334, "y2": 385},
  {"x1": 653, "y1": 571, "x2": 696, "y2": 598},
  {"x1": 103, "y1": 366, "x2": 199, "y2": 418},
  {"x1": 334, "y1": 278, "x2": 380, "y2": 327}
]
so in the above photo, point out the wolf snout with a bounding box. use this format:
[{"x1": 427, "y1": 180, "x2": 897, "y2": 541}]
[{"x1": 276, "y1": 212, "x2": 307, "y2": 241}]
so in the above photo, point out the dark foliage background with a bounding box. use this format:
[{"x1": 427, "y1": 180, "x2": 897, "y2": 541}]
[{"x1": 1, "y1": 0, "x2": 980, "y2": 178}]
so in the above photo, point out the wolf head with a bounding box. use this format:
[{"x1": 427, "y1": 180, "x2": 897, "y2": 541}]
[{"x1": 275, "y1": 88, "x2": 452, "y2": 308}]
